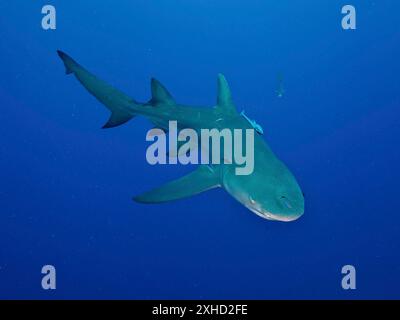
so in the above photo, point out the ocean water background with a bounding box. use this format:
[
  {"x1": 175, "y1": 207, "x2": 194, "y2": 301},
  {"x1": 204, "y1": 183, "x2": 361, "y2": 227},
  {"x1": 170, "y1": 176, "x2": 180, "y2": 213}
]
[{"x1": 0, "y1": 0, "x2": 399, "y2": 299}]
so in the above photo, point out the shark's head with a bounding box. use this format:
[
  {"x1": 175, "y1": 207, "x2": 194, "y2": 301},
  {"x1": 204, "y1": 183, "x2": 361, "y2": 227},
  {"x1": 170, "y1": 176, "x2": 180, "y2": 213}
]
[
  {"x1": 224, "y1": 153, "x2": 304, "y2": 222},
  {"x1": 245, "y1": 172, "x2": 304, "y2": 222}
]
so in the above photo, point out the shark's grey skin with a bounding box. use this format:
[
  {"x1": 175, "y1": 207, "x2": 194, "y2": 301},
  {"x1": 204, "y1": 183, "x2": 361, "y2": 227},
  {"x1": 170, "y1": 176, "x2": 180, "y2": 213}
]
[{"x1": 57, "y1": 50, "x2": 304, "y2": 222}]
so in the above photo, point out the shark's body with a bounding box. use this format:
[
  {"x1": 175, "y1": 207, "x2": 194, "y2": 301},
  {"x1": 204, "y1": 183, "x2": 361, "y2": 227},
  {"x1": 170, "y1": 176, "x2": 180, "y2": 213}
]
[{"x1": 57, "y1": 50, "x2": 304, "y2": 222}]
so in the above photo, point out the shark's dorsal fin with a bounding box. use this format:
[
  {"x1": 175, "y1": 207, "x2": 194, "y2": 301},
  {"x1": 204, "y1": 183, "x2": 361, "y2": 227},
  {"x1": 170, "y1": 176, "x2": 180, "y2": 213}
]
[
  {"x1": 133, "y1": 165, "x2": 220, "y2": 203},
  {"x1": 150, "y1": 78, "x2": 176, "y2": 106},
  {"x1": 216, "y1": 74, "x2": 237, "y2": 115}
]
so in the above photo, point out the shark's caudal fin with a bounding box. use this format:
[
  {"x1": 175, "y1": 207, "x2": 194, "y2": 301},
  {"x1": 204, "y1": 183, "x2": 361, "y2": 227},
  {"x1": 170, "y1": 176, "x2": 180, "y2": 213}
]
[
  {"x1": 57, "y1": 50, "x2": 137, "y2": 128},
  {"x1": 133, "y1": 165, "x2": 220, "y2": 203},
  {"x1": 215, "y1": 73, "x2": 237, "y2": 115}
]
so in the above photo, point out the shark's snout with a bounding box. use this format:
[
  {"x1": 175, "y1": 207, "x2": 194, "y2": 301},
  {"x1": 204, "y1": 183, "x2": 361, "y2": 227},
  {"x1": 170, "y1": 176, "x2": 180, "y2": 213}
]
[{"x1": 245, "y1": 195, "x2": 304, "y2": 222}]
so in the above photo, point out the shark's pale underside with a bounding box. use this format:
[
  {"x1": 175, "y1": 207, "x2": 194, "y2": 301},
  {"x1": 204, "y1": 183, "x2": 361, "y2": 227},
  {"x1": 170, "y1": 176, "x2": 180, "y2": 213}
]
[{"x1": 57, "y1": 50, "x2": 304, "y2": 222}]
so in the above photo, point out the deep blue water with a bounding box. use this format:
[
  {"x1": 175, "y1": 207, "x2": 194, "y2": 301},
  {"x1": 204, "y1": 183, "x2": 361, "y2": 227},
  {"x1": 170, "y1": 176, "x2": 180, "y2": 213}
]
[{"x1": 0, "y1": 1, "x2": 399, "y2": 299}]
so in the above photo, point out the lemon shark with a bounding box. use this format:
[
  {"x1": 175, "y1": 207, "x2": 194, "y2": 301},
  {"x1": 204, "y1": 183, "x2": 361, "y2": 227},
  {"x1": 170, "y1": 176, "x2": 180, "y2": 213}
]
[{"x1": 57, "y1": 50, "x2": 304, "y2": 222}]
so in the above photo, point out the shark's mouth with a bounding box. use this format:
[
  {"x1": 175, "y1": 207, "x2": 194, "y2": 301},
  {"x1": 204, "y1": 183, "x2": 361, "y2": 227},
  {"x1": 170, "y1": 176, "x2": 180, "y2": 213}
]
[
  {"x1": 245, "y1": 204, "x2": 276, "y2": 221},
  {"x1": 245, "y1": 203, "x2": 300, "y2": 222}
]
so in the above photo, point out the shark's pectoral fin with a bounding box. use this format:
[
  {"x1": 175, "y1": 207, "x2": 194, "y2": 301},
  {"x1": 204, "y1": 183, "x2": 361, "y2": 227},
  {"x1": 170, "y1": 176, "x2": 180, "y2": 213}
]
[{"x1": 133, "y1": 166, "x2": 220, "y2": 204}]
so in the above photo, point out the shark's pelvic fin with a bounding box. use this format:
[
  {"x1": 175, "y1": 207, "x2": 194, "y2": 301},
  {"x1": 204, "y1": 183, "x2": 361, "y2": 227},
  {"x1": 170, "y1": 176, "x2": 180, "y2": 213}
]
[
  {"x1": 150, "y1": 78, "x2": 176, "y2": 106},
  {"x1": 57, "y1": 50, "x2": 137, "y2": 129},
  {"x1": 133, "y1": 165, "x2": 220, "y2": 203},
  {"x1": 102, "y1": 111, "x2": 135, "y2": 129},
  {"x1": 216, "y1": 73, "x2": 237, "y2": 115}
]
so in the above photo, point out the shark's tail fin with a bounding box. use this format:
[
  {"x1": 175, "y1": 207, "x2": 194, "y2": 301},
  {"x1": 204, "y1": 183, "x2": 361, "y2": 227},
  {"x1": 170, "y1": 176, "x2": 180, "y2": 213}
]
[
  {"x1": 57, "y1": 50, "x2": 76, "y2": 75},
  {"x1": 57, "y1": 50, "x2": 138, "y2": 129}
]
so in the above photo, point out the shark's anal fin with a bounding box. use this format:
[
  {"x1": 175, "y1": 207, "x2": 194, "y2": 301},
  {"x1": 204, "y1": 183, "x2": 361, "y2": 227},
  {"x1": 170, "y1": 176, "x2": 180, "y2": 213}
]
[
  {"x1": 133, "y1": 165, "x2": 220, "y2": 204},
  {"x1": 216, "y1": 74, "x2": 237, "y2": 115}
]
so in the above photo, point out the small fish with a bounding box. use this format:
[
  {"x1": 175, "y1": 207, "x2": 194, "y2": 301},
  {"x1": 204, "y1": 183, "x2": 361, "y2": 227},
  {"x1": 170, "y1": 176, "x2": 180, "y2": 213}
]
[{"x1": 276, "y1": 73, "x2": 285, "y2": 98}]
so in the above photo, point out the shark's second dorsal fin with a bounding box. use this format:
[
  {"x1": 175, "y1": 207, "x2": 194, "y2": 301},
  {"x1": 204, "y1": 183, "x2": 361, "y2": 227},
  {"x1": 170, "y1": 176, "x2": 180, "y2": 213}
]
[
  {"x1": 150, "y1": 78, "x2": 176, "y2": 106},
  {"x1": 216, "y1": 74, "x2": 237, "y2": 115}
]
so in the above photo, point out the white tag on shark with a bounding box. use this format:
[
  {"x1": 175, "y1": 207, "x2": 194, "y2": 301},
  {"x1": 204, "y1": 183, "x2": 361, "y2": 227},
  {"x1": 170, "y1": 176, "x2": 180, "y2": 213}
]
[{"x1": 240, "y1": 110, "x2": 264, "y2": 135}]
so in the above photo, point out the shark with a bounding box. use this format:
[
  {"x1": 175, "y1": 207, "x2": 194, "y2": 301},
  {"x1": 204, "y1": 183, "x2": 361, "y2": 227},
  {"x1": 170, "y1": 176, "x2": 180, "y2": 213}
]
[{"x1": 57, "y1": 50, "x2": 304, "y2": 222}]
